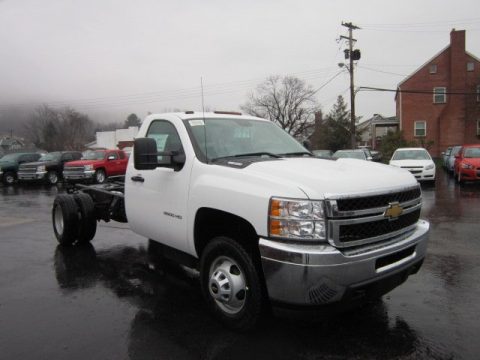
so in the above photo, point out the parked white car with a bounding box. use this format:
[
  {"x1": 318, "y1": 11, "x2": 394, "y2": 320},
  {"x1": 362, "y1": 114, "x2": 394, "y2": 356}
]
[{"x1": 389, "y1": 148, "x2": 436, "y2": 182}]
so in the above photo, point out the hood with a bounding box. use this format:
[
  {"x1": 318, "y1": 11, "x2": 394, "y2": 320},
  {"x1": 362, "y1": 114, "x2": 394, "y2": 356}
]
[
  {"x1": 241, "y1": 157, "x2": 417, "y2": 199},
  {"x1": 20, "y1": 160, "x2": 57, "y2": 167},
  {"x1": 65, "y1": 159, "x2": 103, "y2": 167},
  {"x1": 389, "y1": 159, "x2": 434, "y2": 167},
  {"x1": 0, "y1": 160, "x2": 15, "y2": 167},
  {"x1": 461, "y1": 158, "x2": 480, "y2": 167}
]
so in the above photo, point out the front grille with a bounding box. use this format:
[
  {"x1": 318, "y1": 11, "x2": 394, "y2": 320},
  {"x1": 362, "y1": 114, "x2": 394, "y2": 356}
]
[
  {"x1": 336, "y1": 187, "x2": 421, "y2": 212},
  {"x1": 338, "y1": 209, "x2": 421, "y2": 244},
  {"x1": 18, "y1": 165, "x2": 37, "y2": 174},
  {"x1": 64, "y1": 167, "x2": 85, "y2": 176}
]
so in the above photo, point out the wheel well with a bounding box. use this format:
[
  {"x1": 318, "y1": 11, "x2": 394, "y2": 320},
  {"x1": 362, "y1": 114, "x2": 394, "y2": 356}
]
[{"x1": 194, "y1": 208, "x2": 259, "y2": 257}]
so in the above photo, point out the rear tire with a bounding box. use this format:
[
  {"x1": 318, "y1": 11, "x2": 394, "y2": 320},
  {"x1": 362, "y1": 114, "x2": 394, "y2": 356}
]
[
  {"x1": 200, "y1": 236, "x2": 264, "y2": 331},
  {"x1": 52, "y1": 194, "x2": 79, "y2": 245},
  {"x1": 73, "y1": 193, "x2": 97, "y2": 243},
  {"x1": 2, "y1": 171, "x2": 16, "y2": 185},
  {"x1": 94, "y1": 169, "x2": 106, "y2": 184}
]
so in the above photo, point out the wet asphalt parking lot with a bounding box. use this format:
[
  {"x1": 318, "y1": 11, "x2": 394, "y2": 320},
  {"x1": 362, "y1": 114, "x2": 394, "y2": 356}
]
[{"x1": 0, "y1": 170, "x2": 479, "y2": 360}]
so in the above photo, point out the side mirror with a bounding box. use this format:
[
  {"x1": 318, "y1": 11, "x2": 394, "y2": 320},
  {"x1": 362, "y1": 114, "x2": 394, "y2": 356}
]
[
  {"x1": 134, "y1": 138, "x2": 158, "y2": 170},
  {"x1": 133, "y1": 137, "x2": 185, "y2": 171},
  {"x1": 107, "y1": 155, "x2": 115, "y2": 161}
]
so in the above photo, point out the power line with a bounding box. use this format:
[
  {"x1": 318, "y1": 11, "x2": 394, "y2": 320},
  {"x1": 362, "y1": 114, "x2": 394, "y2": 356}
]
[
  {"x1": 357, "y1": 65, "x2": 407, "y2": 77},
  {"x1": 358, "y1": 86, "x2": 479, "y2": 95}
]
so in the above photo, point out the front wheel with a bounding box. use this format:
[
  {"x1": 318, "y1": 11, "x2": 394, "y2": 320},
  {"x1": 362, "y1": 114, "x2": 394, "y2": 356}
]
[
  {"x1": 200, "y1": 236, "x2": 264, "y2": 331},
  {"x1": 2, "y1": 171, "x2": 16, "y2": 185},
  {"x1": 46, "y1": 171, "x2": 59, "y2": 185},
  {"x1": 94, "y1": 169, "x2": 106, "y2": 184}
]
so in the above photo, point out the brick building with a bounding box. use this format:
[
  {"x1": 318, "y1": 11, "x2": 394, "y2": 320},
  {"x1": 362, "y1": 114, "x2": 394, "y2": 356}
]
[{"x1": 396, "y1": 29, "x2": 480, "y2": 157}]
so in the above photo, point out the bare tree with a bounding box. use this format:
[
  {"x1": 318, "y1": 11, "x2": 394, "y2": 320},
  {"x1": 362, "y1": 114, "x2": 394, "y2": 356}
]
[
  {"x1": 241, "y1": 76, "x2": 320, "y2": 138},
  {"x1": 24, "y1": 105, "x2": 95, "y2": 151}
]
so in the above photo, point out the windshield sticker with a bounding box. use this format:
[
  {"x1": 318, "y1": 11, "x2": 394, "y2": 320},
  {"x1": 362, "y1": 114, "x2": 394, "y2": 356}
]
[{"x1": 189, "y1": 119, "x2": 205, "y2": 127}]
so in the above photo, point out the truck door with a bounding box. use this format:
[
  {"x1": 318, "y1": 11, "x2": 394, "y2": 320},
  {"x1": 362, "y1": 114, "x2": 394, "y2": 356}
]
[
  {"x1": 106, "y1": 151, "x2": 120, "y2": 175},
  {"x1": 126, "y1": 120, "x2": 191, "y2": 254}
]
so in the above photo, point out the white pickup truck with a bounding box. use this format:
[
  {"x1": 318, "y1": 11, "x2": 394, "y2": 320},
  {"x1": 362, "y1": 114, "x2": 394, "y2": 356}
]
[{"x1": 52, "y1": 111, "x2": 429, "y2": 330}]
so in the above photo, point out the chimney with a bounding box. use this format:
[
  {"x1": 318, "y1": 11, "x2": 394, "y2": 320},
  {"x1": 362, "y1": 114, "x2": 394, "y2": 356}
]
[{"x1": 450, "y1": 29, "x2": 466, "y2": 89}]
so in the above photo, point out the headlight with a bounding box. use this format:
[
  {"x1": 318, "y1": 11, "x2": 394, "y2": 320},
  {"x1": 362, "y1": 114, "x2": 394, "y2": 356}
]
[
  {"x1": 37, "y1": 165, "x2": 45, "y2": 172},
  {"x1": 425, "y1": 164, "x2": 435, "y2": 170},
  {"x1": 269, "y1": 198, "x2": 326, "y2": 241},
  {"x1": 84, "y1": 164, "x2": 94, "y2": 171},
  {"x1": 461, "y1": 163, "x2": 473, "y2": 169}
]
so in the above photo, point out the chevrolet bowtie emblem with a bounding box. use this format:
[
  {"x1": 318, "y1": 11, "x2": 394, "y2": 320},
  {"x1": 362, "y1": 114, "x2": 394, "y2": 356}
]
[{"x1": 384, "y1": 202, "x2": 403, "y2": 219}]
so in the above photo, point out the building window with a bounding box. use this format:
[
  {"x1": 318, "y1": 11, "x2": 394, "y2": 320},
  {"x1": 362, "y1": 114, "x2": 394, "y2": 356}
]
[
  {"x1": 433, "y1": 87, "x2": 446, "y2": 104},
  {"x1": 414, "y1": 121, "x2": 426, "y2": 137},
  {"x1": 429, "y1": 64, "x2": 437, "y2": 74},
  {"x1": 477, "y1": 85, "x2": 480, "y2": 102},
  {"x1": 477, "y1": 120, "x2": 480, "y2": 136},
  {"x1": 467, "y1": 62, "x2": 474, "y2": 71}
]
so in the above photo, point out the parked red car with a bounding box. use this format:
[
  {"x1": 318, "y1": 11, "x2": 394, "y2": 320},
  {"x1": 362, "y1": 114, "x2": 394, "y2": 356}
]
[
  {"x1": 63, "y1": 149, "x2": 128, "y2": 184},
  {"x1": 454, "y1": 144, "x2": 480, "y2": 183}
]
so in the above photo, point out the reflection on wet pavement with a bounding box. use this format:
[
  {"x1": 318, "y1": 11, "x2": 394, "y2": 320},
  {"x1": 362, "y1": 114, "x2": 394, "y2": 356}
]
[{"x1": 0, "y1": 171, "x2": 479, "y2": 359}]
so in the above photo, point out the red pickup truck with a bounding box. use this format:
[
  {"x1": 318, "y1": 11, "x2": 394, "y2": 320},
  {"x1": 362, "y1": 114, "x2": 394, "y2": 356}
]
[{"x1": 63, "y1": 149, "x2": 128, "y2": 183}]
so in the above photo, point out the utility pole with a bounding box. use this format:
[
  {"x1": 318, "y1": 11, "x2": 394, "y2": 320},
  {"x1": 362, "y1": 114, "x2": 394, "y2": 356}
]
[{"x1": 340, "y1": 22, "x2": 360, "y2": 148}]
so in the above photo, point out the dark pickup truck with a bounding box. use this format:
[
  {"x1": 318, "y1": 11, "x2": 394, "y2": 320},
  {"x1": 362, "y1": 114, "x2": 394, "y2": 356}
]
[
  {"x1": 18, "y1": 151, "x2": 82, "y2": 185},
  {"x1": 0, "y1": 152, "x2": 42, "y2": 185}
]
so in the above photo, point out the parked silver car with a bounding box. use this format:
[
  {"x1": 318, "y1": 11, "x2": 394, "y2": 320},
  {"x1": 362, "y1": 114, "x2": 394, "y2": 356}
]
[{"x1": 446, "y1": 146, "x2": 462, "y2": 173}]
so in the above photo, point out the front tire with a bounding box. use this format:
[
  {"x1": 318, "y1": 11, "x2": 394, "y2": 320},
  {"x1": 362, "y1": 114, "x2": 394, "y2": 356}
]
[
  {"x1": 46, "y1": 171, "x2": 59, "y2": 185},
  {"x1": 200, "y1": 236, "x2": 264, "y2": 331},
  {"x1": 52, "y1": 194, "x2": 79, "y2": 245},
  {"x1": 94, "y1": 169, "x2": 106, "y2": 184},
  {"x1": 2, "y1": 171, "x2": 16, "y2": 185}
]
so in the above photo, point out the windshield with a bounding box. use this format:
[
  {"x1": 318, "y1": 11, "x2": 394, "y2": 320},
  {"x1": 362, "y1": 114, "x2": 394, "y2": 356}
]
[
  {"x1": 392, "y1": 150, "x2": 431, "y2": 160},
  {"x1": 0, "y1": 153, "x2": 20, "y2": 161},
  {"x1": 334, "y1": 151, "x2": 365, "y2": 160},
  {"x1": 39, "y1": 152, "x2": 61, "y2": 161},
  {"x1": 82, "y1": 151, "x2": 105, "y2": 160},
  {"x1": 464, "y1": 147, "x2": 480, "y2": 158},
  {"x1": 185, "y1": 118, "x2": 309, "y2": 162}
]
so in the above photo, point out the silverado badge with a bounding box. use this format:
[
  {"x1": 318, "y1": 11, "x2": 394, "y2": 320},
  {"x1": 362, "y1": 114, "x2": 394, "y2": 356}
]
[{"x1": 384, "y1": 202, "x2": 403, "y2": 219}]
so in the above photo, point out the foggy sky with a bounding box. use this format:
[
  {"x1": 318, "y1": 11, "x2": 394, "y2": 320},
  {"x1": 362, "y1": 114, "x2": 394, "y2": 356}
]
[{"x1": 0, "y1": 0, "x2": 479, "y2": 124}]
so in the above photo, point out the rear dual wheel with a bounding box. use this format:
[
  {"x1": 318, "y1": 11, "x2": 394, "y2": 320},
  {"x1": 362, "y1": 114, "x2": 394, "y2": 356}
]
[{"x1": 52, "y1": 193, "x2": 97, "y2": 245}]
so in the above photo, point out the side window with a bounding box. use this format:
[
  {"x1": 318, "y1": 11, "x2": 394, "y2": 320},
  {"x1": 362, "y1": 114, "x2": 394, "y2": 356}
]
[
  {"x1": 108, "y1": 152, "x2": 118, "y2": 160},
  {"x1": 146, "y1": 120, "x2": 184, "y2": 165}
]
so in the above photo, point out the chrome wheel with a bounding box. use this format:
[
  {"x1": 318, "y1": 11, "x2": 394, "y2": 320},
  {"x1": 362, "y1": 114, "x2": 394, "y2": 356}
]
[
  {"x1": 95, "y1": 170, "x2": 106, "y2": 184},
  {"x1": 4, "y1": 174, "x2": 15, "y2": 184},
  {"x1": 48, "y1": 172, "x2": 58, "y2": 184},
  {"x1": 54, "y1": 205, "x2": 64, "y2": 236},
  {"x1": 208, "y1": 256, "x2": 247, "y2": 314}
]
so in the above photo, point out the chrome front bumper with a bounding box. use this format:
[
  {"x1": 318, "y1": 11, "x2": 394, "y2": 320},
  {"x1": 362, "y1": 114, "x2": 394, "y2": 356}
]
[{"x1": 259, "y1": 220, "x2": 429, "y2": 306}]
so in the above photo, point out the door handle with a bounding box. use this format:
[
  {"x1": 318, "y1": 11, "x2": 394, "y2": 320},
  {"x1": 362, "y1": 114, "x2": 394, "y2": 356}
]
[{"x1": 131, "y1": 175, "x2": 145, "y2": 183}]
